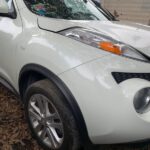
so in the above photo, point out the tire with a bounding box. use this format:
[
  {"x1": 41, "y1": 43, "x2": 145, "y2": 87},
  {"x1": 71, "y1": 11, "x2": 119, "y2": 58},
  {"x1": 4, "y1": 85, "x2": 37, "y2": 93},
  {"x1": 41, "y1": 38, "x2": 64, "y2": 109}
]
[{"x1": 24, "y1": 79, "x2": 81, "y2": 150}]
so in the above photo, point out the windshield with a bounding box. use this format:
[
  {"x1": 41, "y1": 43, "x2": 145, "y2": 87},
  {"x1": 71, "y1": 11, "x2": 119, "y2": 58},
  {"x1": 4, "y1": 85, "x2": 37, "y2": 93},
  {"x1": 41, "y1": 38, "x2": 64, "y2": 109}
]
[{"x1": 24, "y1": 0, "x2": 109, "y2": 20}]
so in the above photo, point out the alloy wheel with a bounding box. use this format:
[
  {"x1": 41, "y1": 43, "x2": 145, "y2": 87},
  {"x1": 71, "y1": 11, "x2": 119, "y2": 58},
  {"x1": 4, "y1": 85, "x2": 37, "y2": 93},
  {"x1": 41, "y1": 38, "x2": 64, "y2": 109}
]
[{"x1": 28, "y1": 94, "x2": 64, "y2": 149}]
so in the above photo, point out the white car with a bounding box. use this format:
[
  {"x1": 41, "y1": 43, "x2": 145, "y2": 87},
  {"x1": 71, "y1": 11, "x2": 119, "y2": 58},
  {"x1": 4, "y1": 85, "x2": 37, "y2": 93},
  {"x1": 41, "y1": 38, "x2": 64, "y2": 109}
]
[{"x1": 0, "y1": 0, "x2": 150, "y2": 150}]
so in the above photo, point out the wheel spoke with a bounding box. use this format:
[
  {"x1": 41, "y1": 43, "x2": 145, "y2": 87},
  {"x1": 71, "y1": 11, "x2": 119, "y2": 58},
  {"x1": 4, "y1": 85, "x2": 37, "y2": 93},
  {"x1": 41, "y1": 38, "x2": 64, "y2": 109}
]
[
  {"x1": 50, "y1": 122, "x2": 62, "y2": 130},
  {"x1": 44, "y1": 99, "x2": 49, "y2": 116},
  {"x1": 46, "y1": 128, "x2": 58, "y2": 148},
  {"x1": 40, "y1": 127, "x2": 47, "y2": 140},
  {"x1": 29, "y1": 108, "x2": 41, "y2": 121},
  {"x1": 30, "y1": 102, "x2": 41, "y2": 116},
  {"x1": 36, "y1": 95, "x2": 45, "y2": 114},
  {"x1": 46, "y1": 113, "x2": 58, "y2": 121}
]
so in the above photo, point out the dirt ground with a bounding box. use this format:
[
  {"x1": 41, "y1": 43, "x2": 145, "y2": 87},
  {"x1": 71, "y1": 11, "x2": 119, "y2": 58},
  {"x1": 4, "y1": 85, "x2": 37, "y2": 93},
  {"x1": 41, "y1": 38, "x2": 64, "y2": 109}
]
[{"x1": 0, "y1": 84, "x2": 150, "y2": 150}]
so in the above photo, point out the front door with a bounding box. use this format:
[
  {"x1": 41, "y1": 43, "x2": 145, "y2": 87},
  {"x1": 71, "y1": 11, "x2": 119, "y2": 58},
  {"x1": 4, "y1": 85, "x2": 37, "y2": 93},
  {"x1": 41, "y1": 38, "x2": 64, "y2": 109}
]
[{"x1": 0, "y1": 0, "x2": 22, "y2": 84}]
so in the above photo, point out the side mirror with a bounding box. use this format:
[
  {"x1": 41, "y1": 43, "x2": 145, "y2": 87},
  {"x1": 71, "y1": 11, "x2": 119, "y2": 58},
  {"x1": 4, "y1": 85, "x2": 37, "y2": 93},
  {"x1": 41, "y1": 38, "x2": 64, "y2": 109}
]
[{"x1": 0, "y1": 0, "x2": 9, "y2": 14}]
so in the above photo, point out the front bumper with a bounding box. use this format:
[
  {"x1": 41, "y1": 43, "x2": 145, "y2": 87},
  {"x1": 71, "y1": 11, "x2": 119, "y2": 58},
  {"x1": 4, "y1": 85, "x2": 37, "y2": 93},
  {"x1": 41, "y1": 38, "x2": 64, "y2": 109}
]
[{"x1": 59, "y1": 54, "x2": 150, "y2": 144}]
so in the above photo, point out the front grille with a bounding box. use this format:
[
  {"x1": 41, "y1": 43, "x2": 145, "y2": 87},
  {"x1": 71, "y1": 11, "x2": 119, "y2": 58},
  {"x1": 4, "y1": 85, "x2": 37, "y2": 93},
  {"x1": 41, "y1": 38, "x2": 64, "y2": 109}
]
[{"x1": 112, "y1": 72, "x2": 150, "y2": 84}]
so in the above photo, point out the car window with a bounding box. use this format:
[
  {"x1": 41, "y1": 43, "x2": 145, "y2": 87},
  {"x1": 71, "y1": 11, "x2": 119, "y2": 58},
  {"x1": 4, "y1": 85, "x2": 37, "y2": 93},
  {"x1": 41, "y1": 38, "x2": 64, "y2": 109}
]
[{"x1": 24, "y1": 0, "x2": 108, "y2": 20}]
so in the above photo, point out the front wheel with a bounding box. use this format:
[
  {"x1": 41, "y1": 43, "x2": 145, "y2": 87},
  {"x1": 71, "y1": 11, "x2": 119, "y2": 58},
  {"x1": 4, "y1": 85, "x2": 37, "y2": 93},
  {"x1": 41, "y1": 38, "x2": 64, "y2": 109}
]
[{"x1": 24, "y1": 79, "x2": 81, "y2": 150}]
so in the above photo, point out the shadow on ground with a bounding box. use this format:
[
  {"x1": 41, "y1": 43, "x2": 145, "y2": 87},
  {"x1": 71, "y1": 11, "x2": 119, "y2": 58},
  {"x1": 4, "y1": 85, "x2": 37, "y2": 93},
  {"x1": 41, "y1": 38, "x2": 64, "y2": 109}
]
[{"x1": 0, "y1": 84, "x2": 150, "y2": 150}]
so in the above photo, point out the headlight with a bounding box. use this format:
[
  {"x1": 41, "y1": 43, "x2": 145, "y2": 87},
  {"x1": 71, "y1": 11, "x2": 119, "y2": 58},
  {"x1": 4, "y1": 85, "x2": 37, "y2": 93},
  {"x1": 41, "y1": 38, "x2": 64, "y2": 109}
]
[{"x1": 59, "y1": 28, "x2": 148, "y2": 62}]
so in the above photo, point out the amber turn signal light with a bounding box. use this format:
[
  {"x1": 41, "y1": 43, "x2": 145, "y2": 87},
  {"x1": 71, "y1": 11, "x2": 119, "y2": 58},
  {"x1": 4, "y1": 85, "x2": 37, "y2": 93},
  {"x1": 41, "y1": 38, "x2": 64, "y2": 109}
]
[{"x1": 99, "y1": 41, "x2": 122, "y2": 55}]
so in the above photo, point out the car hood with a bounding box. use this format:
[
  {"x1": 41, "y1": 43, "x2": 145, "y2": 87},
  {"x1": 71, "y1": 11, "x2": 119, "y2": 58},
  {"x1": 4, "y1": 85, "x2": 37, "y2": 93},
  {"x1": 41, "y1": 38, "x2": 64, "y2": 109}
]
[{"x1": 38, "y1": 17, "x2": 150, "y2": 56}]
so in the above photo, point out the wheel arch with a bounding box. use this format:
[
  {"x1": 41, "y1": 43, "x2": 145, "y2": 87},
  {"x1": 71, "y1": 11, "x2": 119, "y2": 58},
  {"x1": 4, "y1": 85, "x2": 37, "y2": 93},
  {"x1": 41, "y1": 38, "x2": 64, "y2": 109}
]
[{"x1": 19, "y1": 63, "x2": 91, "y2": 146}]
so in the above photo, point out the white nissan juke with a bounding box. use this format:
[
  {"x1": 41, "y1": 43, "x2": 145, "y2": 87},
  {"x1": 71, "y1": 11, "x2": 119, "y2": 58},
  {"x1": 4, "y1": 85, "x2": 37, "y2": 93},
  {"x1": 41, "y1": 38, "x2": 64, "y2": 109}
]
[{"x1": 1, "y1": 0, "x2": 150, "y2": 150}]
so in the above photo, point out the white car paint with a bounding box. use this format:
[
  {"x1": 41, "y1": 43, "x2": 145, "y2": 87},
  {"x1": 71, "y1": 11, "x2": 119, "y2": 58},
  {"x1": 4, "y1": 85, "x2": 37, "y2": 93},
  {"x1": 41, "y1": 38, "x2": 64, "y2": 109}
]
[
  {"x1": 0, "y1": 0, "x2": 150, "y2": 145},
  {"x1": 59, "y1": 55, "x2": 150, "y2": 143},
  {"x1": 0, "y1": 0, "x2": 9, "y2": 13}
]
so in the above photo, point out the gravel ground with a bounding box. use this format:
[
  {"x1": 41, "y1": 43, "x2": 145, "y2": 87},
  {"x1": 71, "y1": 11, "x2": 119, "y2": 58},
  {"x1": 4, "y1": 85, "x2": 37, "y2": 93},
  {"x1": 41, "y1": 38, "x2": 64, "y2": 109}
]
[{"x1": 0, "y1": 84, "x2": 150, "y2": 150}]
